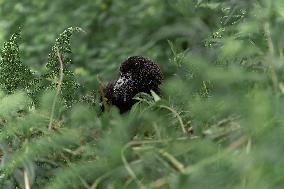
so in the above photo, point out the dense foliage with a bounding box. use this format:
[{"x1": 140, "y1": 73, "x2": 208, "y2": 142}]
[{"x1": 0, "y1": 0, "x2": 284, "y2": 188}]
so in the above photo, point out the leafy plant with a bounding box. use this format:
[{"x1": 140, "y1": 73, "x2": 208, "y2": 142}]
[
  {"x1": 0, "y1": 1, "x2": 284, "y2": 189},
  {"x1": 0, "y1": 31, "x2": 33, "y2": 93}
]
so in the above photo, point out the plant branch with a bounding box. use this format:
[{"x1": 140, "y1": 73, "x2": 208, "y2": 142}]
[
  {"x1": 48, "y1": 47, "x2": 64, "y2": 130},
  {"x1": 159, "y1": 105, "x2": 187, "y2": 134},
  {"x1": 24, "y1": 170, "x2": 30, "y2": 189}
]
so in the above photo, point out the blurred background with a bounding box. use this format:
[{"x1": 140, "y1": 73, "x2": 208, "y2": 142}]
[{"x1": 0, "y1": 0, "x2": 223, "y2": 92}]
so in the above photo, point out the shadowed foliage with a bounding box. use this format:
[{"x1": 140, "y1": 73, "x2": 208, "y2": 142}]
[{"x1": 0, "y1": 1, "x2": 284, "y2": 189}]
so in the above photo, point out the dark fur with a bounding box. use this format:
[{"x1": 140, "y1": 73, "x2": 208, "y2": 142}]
[{"x1": 103, "y1": 56, "x2": 163, "y2": 112}]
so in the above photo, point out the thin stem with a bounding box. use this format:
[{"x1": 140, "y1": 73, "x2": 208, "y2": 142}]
[
  {"x1": 264, "y1": 23, "x2": 274, "y2": 55},
  {"x1": 120, "y1": 137, "x2": 194, "y2": 188},
  {"x1": 24, "y1": 170, "x2": 30, "y2": 189},
  {"x1": 264, "y1": 23, "x2": 278, "y2": 91},
  {"x1": 97, "y1": 75, "x2": 110, "y2": 111},
  {"x1": 159, "y1": 105, "x2": 187, "y2": 134},
  {"x1": 89, "y1": 160, "x2": 142, "y2": 189},
  {"x1": 121, "y1": 143, "x2": 146, "y2": 189},
  {"x1": 48, "y1": 47, "x2": 64, "y2": 130},
  {"x1": 159, "y1": 149, "x2": 185, "y2": 173}
]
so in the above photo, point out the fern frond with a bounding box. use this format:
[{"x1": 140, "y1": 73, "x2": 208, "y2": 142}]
[
  {"x1": 0, "y1": 31, "x2": 34, "y2": 93},
  {"x1": 45, "y1": 27, "x2": 83, "y2": 106}
]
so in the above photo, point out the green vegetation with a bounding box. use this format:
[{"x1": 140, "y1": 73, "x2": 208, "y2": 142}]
[{"x1": 0, "y1": 0, "x2": 284, "y2": 188}]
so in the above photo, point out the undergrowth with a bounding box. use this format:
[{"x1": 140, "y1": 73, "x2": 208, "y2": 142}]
[{"x1": 0, "y1": 1, "x2": 284, "y2": 189}]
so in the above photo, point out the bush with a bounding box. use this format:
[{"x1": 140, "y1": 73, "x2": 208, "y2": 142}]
[{"x1": 0, "y1": 0, "x2": 284, "y2": 189}]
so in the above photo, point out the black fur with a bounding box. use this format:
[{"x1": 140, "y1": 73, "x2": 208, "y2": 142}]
[{"x1": 103, "y1": 56, "x2": 163, "y2": 112}]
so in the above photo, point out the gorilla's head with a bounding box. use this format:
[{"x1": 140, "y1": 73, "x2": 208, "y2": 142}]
[{"x1": 103, "y1": 56, "x2": 163, "y2": 112}]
